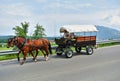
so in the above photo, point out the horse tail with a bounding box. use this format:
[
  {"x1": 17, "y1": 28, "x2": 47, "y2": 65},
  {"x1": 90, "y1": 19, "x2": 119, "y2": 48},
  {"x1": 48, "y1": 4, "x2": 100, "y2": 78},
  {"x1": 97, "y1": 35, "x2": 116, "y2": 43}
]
[{"x1": 48, "y1": 43, "x2": 52, "y2": 54}]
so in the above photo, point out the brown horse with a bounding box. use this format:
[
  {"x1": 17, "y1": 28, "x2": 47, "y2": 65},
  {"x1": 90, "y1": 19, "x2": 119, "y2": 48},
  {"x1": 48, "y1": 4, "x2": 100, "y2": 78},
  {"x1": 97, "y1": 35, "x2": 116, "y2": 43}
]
[
  {"x1": 10, "y1": 37, "x2": 52, "y2": 65},
  {"x1": 30, "y1": 38, "x2": 52, "y2": 61},
  {"x1": 7, "y1": 37, "x2": 37, "y2": 63}
]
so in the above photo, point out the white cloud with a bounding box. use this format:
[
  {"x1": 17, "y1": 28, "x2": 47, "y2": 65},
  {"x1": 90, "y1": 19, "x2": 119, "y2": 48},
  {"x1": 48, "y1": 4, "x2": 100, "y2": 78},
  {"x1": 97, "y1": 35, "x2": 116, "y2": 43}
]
[
  {"x1": 0, "y1": 3, "x2": 32, "y2": 17},
  {"x1": 108, "y1": 15, "x2": 120, "y2": 26},
  {"x1": 44, "y1": 2, "x2": 93, "y2": 11},
  {"x1": 35, "y1": 0, "x2": 48, "y2": 3},
  {"x1": 0, "y1": 3, "x2": 34, "y2": 35},
  {"x1": 94, "y1": 8, "x2": 120, "y2": 29}
]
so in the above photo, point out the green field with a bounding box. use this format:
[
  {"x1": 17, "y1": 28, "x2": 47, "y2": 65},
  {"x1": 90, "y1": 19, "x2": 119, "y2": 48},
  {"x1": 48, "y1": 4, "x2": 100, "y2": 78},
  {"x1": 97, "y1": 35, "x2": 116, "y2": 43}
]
[
  {"x1": 0, "y1": 47, "x2": 13, "y2": 50},
  {"x1": 98, "y1": 42, "x2": 120, "y2": 47}
]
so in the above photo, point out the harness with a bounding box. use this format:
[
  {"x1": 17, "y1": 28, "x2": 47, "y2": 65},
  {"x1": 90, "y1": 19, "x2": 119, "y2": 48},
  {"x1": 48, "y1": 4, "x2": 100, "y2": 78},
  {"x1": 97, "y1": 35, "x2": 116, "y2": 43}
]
[
  {"x1": 22, "y1": 38, "x2": 27, "y2": 47},
  {"x1": 15, "y1": 37, "x2": 27, "y2": 49}
]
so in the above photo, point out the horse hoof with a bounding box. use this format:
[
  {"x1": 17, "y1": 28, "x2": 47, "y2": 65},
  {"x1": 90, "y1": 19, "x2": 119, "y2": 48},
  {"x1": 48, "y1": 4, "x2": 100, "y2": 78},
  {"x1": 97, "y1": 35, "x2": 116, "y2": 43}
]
[
  {"x1": 34, "y1": 59, "x2": 37, "y2": 62},
  {"x1": 45, "y1": 57, "x2": 49, "y2": 61},
  {"x1": 18, "y1": 58, "x2": 20, "y2": 62},
  {"x1": 20, "y1": 62, "x2": 24, "y2": 65}
]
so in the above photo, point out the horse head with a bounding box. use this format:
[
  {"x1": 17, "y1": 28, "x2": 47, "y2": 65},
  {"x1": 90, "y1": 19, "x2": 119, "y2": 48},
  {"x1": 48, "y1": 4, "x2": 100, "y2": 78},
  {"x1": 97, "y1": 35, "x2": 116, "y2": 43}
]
[
  {"x1": 7, "y1": 38, "x2": 14, "y2": 48},
  {"x1": 13, "y1": 36, "x2": 27, "y2": 48}
]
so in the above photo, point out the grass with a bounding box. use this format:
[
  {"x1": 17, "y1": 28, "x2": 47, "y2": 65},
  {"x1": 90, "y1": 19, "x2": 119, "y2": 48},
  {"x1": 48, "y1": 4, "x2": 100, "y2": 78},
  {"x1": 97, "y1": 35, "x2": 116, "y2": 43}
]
[
  {"x1": 0, "y1": 54, "x2": 17, "y2": 61},
  {"x1": 0, "y1": 47, "x2": 13, "y2": 50},
  {"x1": 98, "y1": 42, "x2": 120, "y2": 48}
]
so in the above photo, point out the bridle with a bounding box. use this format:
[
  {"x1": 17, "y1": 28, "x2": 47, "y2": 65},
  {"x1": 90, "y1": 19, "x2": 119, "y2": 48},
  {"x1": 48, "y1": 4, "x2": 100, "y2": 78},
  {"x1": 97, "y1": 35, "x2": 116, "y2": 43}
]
[{"x1": 7, "y1": 38, "x2": 14, "y2": 47}]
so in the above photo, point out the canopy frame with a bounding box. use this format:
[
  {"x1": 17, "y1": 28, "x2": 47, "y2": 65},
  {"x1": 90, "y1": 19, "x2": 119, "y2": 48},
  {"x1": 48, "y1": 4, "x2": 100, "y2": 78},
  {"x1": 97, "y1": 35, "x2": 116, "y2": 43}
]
[{"x1": 60, "y1": 25, "x2": 98, "y2": 33}]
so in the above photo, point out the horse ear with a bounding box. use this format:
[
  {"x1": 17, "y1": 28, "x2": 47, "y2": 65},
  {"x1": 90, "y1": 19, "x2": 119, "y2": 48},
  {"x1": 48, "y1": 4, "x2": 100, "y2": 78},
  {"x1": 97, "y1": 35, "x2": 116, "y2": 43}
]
[
  {"x1": 14, "y1": 36, "x2": 18, "y2": 40},
  {"x1": 14, "y1": 36, "x2": 16, "y2": 38}
]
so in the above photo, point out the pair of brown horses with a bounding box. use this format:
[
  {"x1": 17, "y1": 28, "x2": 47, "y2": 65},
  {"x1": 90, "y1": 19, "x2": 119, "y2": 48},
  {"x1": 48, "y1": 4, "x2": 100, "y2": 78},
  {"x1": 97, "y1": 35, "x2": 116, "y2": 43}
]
[{"x1": 7, "y1": 36, "x2": 52, "y2": 65}]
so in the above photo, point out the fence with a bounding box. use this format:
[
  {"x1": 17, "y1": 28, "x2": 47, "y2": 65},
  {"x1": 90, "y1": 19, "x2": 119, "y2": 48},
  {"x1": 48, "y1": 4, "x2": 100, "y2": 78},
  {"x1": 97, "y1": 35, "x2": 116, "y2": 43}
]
[
  {"x1": 0, "y1": 46, "x2": 57, "y2": 56},
  {"x1": 0, "y1": 50, "x2": 18, "y2": 55}
]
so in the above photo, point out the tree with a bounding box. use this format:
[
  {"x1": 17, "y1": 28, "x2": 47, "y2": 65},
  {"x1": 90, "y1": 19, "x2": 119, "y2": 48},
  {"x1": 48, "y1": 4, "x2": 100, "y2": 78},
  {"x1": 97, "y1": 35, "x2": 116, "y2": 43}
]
[
  {"x1": 32, "y1": 24, "x2": 46, "y2": 39},
  {"x1": 13, "y1": 22, "x2": 29, "y2": 38}
]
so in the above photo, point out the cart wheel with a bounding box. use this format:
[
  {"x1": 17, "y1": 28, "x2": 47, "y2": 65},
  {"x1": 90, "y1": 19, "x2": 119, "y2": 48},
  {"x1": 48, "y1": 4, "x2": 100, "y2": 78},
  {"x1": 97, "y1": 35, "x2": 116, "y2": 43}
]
[
  {"x1": 56, "y1": 47, "x2": 63, "y2": 56},
  {"x1": 65, "y1": 48, "x2": 73, "y2": 58},
  {"x1": 86, "y1": 47, "x2": 93, "y2": 55},
  {"x1": 75, "y1": 47, "x2": 81, "y2": 53}
]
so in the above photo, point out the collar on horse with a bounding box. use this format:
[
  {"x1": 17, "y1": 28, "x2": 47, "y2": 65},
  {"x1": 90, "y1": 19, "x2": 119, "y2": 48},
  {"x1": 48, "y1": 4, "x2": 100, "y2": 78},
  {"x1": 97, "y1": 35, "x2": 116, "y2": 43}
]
[
  {"x1": 21, "y1": 37, "x2": 27, "y2": 47},
  {"x1": 15, "y1": 37, "x2": 27, "y2": 49}
]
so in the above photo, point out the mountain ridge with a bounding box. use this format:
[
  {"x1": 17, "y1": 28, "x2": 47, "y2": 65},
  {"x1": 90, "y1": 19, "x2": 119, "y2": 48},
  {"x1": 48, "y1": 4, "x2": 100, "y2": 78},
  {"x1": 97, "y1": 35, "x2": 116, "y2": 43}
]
[{"x1": 96, "y1": 25, "x2": 120, "y2": 40}]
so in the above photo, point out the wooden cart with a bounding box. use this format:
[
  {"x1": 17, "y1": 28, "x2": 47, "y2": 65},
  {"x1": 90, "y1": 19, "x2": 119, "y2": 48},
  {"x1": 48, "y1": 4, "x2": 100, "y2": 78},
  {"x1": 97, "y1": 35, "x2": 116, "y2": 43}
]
[{"x1": 55, "y1": 25, "x2": 98, "y2": 58}]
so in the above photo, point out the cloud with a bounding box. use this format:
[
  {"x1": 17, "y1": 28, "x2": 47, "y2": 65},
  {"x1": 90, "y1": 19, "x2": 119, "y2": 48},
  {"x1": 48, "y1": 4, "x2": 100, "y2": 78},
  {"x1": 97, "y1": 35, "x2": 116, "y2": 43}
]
[
  {"x1": 42, "y1": 1, "x2": 93, "y2": 13},
  {"x1": 0, "y1": 3, "x2": 33, "y2": 17},
  {"x1": 95, "y1": 8, "x2": 120, "y2": 29},
  {"x1": 108, "y1": 15, "x2": 120, "y2": 26},
  {"x1": 35, "y1": 0, "x2": 48, "y2": 3},
  {"x1": 0, "y1": 3, "x2": 34, "y2": 35}
]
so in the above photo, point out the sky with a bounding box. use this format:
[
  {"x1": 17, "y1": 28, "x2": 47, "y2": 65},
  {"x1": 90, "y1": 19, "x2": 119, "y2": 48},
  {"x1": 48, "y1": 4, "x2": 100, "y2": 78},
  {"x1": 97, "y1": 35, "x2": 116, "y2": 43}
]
[{"x1": 0, "y1": 0, "x2": 120, "y2": 36}]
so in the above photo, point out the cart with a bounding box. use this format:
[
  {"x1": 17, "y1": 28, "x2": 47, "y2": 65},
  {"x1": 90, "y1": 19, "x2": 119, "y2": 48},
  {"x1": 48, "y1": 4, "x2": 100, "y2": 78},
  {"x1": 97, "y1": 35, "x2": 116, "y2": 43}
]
[{"x1": 55, "y1": 25, "x2": 98, "y2": 58}]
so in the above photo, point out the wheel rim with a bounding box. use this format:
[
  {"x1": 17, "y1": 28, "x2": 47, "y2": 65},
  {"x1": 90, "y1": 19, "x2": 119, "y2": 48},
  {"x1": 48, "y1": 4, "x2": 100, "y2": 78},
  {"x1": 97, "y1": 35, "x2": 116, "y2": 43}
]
[
  {"x1": 66, "y1": 50, "x2": 73, "y2": 57},
  {"x1": 75, "y1": 47, "x2": 81, "y2": 53},
  {"x1": 56, "y1": 50, "x2": 62, "y2": 54},
  {"x1": 56, "y1": 48, "x2": 63, "y2": 54},
  {"x1": 88, "y1": 48, "x2": 93, "y2": 54}
]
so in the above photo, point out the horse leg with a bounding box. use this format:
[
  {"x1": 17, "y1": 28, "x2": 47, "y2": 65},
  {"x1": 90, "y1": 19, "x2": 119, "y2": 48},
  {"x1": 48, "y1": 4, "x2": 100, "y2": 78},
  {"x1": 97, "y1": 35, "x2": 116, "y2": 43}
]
[
  {"x1": 41, "y1": 50, "x2": 45, "y2": 57},
  {"x1": 17, "y1": 50, "x2": 21, "y2": 62},
  {"x1": 48, "y1": 43, "x2": 52, "y2": 54},
  {"x1": 44, "y1": 48, "x2": 49, "y2": 61},
  {"x1": 40, "y1": 49, "x2": 47, "y2": 61},
  {"x1": 33, "y1": 49, "x2": 38, "y2": 62},
  {"x1": 41, "y1": 49, "x2": 47, "y2": 61},
  {"x1": 20, "y1": 52, "x2": 27, "y2": 65},
  {"x1": 30, "y1": 51, "x2": 36, "y2": 61},
  {"x1": 30, "y1": 51, "x2": 34, "y2": 58}
]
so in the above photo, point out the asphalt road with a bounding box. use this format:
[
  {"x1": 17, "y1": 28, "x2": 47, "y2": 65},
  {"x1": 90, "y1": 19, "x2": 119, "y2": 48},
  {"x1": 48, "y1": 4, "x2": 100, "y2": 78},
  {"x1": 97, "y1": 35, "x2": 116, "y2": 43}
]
[{"x1": 0, "y1": 45, "x2": 120, "y2": 81}]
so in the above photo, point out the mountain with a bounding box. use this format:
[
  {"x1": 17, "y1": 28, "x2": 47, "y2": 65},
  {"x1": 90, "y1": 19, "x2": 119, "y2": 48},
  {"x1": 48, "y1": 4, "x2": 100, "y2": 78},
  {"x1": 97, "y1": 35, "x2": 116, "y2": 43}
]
[
  {"x1": 96, "y1": 25, "x2": 120, "y2": 40},
  {"x1": 0, "y1": 35, "x2": 14, "y2": 39}
]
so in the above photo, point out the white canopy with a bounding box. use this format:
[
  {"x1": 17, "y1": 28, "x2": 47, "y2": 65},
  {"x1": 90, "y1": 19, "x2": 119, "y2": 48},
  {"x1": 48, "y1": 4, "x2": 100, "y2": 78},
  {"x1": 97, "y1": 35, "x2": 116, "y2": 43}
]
[{"x1": 60, "y1": 25, "x2": 98, "y2": 33}]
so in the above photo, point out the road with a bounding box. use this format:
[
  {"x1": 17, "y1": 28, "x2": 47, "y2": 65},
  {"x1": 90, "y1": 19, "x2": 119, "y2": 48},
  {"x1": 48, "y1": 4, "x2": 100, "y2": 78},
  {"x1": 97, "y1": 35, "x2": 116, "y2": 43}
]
[{"x1": 0, "y1": 45, "x2": 120, "y2": 81}]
